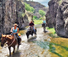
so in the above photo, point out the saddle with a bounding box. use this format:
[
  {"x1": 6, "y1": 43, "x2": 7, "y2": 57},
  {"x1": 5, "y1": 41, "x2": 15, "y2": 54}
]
[{"x1": 27, "y1": 27, "x2": 33, "y2": 31}]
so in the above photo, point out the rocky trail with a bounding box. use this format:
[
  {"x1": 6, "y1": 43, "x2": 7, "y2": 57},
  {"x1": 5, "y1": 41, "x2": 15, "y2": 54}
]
[
  {"x1": 0, "y1": 27, "x2": 51, "y2": 57},
  {"x1": 0, "y1": 27, "x2": 68, "y2": 57}
]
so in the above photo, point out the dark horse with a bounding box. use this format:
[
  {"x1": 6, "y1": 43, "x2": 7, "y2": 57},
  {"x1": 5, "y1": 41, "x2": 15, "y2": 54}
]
[
  {"x1": 42, "y1": 23, "x2": 46, "y2": 32},
  {"x1": 26, "y1": 27, "x2": 37, "y2": 38},
  {"x1": 1, "y1": 34, "x2": 21, "y2": 56}
]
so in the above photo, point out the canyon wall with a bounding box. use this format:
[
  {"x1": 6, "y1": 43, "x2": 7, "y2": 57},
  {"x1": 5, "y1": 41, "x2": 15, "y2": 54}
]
[
  {"x1": 46, "y1": 0, "x2": 68, "y2": 37},
  {"x1": 0, "y1": 0, "x2": 29, "y2": 35}
]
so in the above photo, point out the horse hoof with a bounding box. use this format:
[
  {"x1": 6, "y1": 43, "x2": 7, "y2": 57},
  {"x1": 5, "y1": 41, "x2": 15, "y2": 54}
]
[
  {"x1": 27, "y1": 37, "x2": 29, "y2": 39},
  {"x1": 10, "y1": 54, "x2": 11, "y2": 56},
  {"x1": 19, "y1": 43, "x2": 21, "y2": 45},
  {"x1": 13, "y1": 51, "x2": 15, "y2": 54}
]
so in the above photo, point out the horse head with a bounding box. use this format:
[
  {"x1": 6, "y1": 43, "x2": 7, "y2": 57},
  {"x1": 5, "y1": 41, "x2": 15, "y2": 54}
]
[{"x1": 1, "y1": 34, "x2": 7, "y2": 47}]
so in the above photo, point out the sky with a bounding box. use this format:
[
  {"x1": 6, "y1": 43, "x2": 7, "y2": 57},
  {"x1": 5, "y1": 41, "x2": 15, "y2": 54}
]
[{"x1": 27, "y1": 0, "x2": 50, "y2": 7}]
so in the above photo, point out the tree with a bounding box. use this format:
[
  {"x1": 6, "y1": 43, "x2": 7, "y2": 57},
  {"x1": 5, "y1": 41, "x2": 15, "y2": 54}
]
[
  {"x1": 25, "y1": 3, "x2": 30, "y2": 11},
  {"x1": 39, "y1": 10, "x2": 46, "y2": 17},
  {"x1": 25, "y1": 3, "x2": 34, "y2": 13}
]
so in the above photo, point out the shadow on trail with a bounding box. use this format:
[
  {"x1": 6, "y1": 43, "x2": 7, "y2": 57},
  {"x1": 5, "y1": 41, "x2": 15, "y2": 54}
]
[
  {"x1": 8, "y1": 51, "x2": 21, "y2": 57},
  {"x1": 28, "y1": 36, "x2": 37, "y2": 42},
  {"x1": 44, "y1": 31, "x2": 48, "y2": 33}
]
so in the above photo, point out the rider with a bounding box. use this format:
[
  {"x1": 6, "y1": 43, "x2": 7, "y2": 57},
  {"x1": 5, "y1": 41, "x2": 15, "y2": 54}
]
[
  {"x1": 42, "y1": 19, "x2": 46, "y2": 32},
  {"x1": 29, "y1": 20, "x2": 35, "y2": 32},
  {"x1": 43, "y1": 19, "x2": 46, "y2": 24},
  {"x1": 10, "y1": 23, "x2": 21, "y2": 45}
]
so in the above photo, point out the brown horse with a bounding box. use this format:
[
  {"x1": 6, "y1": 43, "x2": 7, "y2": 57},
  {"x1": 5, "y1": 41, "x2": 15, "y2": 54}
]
[{"x1": 1, "y1": 34, "x2": 21, "y2": 56}]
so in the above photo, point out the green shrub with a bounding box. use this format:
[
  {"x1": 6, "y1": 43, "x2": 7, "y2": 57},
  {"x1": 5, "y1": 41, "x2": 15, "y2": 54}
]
[
  {"x1": 46, "y1": 27, "x2": 59, "y2": 38},
  {"x1": 39, "y1": 17, "x2": 42, "y2": 20},
  {"x1": 59, "y1": 0, "x2": 62, "y2": 5},
  {"x1": 25, "y1": 3, "x2": 34, "y2": 13},
  {"x1": 34, "y1": 20, "x2": 43, "y2": 25},
  {"x1": 33, "y1": 16, "x2": 38, "y2": 20},
  {"x1": 39, "y1": 10, "x2": 46, "y2": 17}
]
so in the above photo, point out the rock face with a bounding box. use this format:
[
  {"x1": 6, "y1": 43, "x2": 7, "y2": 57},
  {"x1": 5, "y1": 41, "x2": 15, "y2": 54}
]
[
  {"x1": 16, "y1": 1, "x2": 29, "y2": 28},
  {"x1": 0, "y1": 0, "x2": 29, "y2": 35},
  {"x1": 46, "y1": 0, "x2": 59, "y2": 28},
  {"x1": 3, "y1": 0, "x2": 17, "y2": 34},
  {"x1": 46, "y1": 0, "x2": 68, "y2": 37},
  {"x1": 25, "y1": 10, "x2": 33, "y2": 22},
  {"x1": 56, "y1": 1, "x2": 68, "y2": 37},
  {"x1": 25, "y1": 1, "x2": 48, "y2": 18}
]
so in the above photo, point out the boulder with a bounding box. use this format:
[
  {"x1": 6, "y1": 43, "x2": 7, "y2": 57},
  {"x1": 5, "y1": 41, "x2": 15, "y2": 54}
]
[
  {"x1": 25, "y1": 11, "x2": 33, "y2": 22},
  {"x1": 16, "y1": 1, "x2": 29, "y2": 29},
  {"x1": 0, "y1": 0, "x2": 29, "y2": 35},
  {"x1": 56, "y1": 1, "x2": 68, "y2": 37},
  {"x1": 46, "y1": 0, "x2": 59, "y2": 28},
  {"x1": 46, "y1": 0, "x2": 68, "y2": 37}
]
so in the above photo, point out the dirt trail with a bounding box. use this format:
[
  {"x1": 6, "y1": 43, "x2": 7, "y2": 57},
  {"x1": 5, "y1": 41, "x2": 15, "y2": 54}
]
[{"x1": 0, "y1": 28, "x2": 51, "y2": 57}]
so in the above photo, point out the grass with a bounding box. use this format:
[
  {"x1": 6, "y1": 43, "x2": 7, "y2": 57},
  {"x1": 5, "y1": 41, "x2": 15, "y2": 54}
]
[
  {"x1": 34, "y1": 20, "x2": 43, "y2": 25},
  {"x1": 50, "y1": 37, "x2": 68, "y2": 57},
  {"x1": 46, "y1": 27, "x2": 68, "y2": 57},
  {"x1": 46, "y1": 27, "x2": 59, "y2": 38},
  {"x1": 32, "y1": 21, "x2": 68, "y2": 57},
  {"x1": 19, "y1": 30, "x2": 26, "y2": 35},
  {"x1": 49, "y1": 43, "x2": 63, "y2": 57},
  {"x1": 59, "y1": 0, "x2": 62, "y2": 5},
  {"x1": 46, "y1": 27, "x2": 55, "y2": 34}
]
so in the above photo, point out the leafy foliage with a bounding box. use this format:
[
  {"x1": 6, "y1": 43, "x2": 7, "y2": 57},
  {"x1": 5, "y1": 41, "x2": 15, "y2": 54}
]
[
  {"x1": 59, "y1": 0, "x2": 62, "y2": 5},
  {"x1": 25, "y1": 3, "x2": 34, "y2": 13},
  {"x1": 39, "y1": 10, "x2": 46, "y2": 17},
  {"x1": 34, "y1": 20, "x2": 43, "y2": 25},
  {"x1": 46, "y1": 27, "x2": 59, "y2": 38},
  {"x1": 33, "y1": 16, "x2": 38, "y2": 20}
]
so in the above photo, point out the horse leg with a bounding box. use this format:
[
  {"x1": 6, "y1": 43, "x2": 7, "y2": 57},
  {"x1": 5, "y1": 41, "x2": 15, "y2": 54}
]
[
  {"x1": 13, "y1": 46, "x2": 15, "y2": 54},
  {"x1": 27, "y1": 34, "x2": 29, "y2": 39},
  {"x1": 18, "y1": 38, "x2": 21, "y2": 45},
  {"x1": 35, "y1": 32, "x2": 36, "y2": 35},
  {"x1": 8, "y1": 47, "x2": 11, "y2": 56},
  {"x1": 43, "y1": 27, "x2": 45, "y2": 32},
  {"x1": 31, "y1": 33, "x2": 33, "y2": 36},
  {"x1": 31, "y1": 31, "x2": 33, "y2": 36},
  {"x1": 34, "y1": 29, "x2": 36, "y2": 35},
  {"x1": 26, "y1": 32, "x2": 29, "y2": 39},
  {"x1": 17, "y1": 44, "x2": 19, "y2": 50}
]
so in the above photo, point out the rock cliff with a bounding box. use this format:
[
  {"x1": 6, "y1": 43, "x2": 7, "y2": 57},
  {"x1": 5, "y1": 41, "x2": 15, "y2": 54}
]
[
  {"x1": 56, "y1": 0, "x2": 68, "y2": 37},
  {"x1": 46, "y1": 0, "x2": 68, "y2": 37},
  {"x1": 25, "y1": 1, "x2": 48, "y2": 18},
  {"x1": 0, "y1": 0, "x2": 29, "y2": 35},
  {"x1": 46, "y1": 0, "x2": 59, "y2": 28}
]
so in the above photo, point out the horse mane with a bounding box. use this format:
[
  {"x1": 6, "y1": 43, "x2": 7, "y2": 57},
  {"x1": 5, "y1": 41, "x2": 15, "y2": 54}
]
[
  {"x1": 2, "y1": 35, "x2": 6, "y2": 38},
  {"x1": 2, "y1": 34, "x2": 14, "y2": 40},
  {"x1": 6, "y1": 35, "x2": 14, "y2": 40}
]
